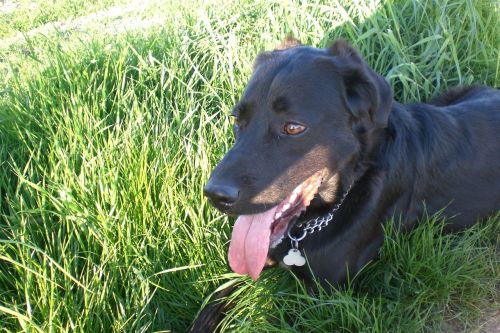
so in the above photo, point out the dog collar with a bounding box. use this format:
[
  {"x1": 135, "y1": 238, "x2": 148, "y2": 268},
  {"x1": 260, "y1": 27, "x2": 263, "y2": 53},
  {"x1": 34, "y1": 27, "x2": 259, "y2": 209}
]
[{"x1": 283, "y1": 183, "x2": 353, "y2": 266}]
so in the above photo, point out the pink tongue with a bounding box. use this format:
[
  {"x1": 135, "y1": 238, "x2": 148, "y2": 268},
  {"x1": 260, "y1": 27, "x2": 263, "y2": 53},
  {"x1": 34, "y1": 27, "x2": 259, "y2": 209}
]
[{"x1": 228, "y1": 206, "x2": 278, "y2": 280}]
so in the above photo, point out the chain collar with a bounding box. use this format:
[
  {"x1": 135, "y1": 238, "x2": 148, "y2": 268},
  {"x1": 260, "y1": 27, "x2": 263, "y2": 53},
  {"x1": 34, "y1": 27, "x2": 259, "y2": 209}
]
[{"x1": 287, "y1": 183, "x2": 353, "y2": 249}]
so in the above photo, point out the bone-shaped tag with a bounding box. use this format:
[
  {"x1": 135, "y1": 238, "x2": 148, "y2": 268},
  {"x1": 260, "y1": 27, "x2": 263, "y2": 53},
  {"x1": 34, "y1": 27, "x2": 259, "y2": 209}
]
[{"x1": 283, "y1": 248, "x2": 306, "y2": 266}]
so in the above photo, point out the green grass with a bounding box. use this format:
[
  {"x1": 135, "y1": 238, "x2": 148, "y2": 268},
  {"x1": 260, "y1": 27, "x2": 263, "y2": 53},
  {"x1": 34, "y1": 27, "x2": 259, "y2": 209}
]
[
  {"x1": 0, "y1": 0, "x2": 125, "y2": 38},
  {"x1": 0, "y1": 0, "x2": 499, "y2": 331}
]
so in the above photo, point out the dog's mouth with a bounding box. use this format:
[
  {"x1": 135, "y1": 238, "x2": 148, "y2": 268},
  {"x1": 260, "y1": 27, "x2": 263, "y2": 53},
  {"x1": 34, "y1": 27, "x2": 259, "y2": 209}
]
[{"x1": 227, "y1": 169, "x2": 326, "y2": 280}]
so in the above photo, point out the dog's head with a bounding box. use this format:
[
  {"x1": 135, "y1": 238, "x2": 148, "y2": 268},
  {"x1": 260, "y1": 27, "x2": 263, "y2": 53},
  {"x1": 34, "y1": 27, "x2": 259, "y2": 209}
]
[{"x1": 204, "y1": 39, "x2": 392, "y2": 280}]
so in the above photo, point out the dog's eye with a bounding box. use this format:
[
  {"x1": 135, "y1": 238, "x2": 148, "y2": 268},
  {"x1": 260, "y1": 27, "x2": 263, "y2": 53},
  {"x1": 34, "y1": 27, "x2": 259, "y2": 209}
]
[{"x1": 283, "y1": 122, "x2": 306, "y2": 135}]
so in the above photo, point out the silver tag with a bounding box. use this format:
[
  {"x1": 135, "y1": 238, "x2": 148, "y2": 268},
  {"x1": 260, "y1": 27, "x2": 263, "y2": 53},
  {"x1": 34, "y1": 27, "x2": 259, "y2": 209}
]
[{"x1": 283, "y1": 248, "x2": 306, "y2": 266}]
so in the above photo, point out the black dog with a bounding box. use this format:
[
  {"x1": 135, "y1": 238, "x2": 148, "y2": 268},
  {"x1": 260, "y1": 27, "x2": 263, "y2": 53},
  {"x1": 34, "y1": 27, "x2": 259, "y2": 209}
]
[{"x1": 203, "y1": 39, "x2": 500, "y2": 293}]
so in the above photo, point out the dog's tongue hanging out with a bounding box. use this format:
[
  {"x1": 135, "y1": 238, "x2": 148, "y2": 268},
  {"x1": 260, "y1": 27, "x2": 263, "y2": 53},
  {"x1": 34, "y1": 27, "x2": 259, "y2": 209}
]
[
  {"x1": 227, "y1": 171, "x2": 324, "y2": 280},
  {"x1": 228, "y1": 207, "x2": 279, "y2": 280}
]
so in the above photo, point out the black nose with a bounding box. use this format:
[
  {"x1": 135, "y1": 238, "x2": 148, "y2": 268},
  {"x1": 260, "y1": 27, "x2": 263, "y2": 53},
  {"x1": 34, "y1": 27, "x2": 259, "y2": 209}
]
[{"x1": 204, "y1": 182, "x2": 240, "y2": 207}]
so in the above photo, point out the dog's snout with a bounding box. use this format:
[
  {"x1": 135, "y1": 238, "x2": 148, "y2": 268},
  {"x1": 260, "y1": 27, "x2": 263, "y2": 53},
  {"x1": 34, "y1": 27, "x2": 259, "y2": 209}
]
[{"x1": 204, "y1": 182, "x2": 240, "y2": 208}]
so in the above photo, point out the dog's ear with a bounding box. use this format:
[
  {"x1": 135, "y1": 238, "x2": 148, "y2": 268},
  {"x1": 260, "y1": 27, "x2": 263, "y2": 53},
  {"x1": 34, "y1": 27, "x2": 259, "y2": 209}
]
[{"x1": 328, "y1": 40, "x2": 392, "y2": 129}]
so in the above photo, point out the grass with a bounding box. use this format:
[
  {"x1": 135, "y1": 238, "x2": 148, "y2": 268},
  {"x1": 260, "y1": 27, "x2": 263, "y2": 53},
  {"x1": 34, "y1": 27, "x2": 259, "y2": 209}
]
[
  {"x1": 0, "y1": 0, "x2": 125, "y2": 38},
  {"x1": 0, "y1": 0, "x2": 499, "y2": 331}
]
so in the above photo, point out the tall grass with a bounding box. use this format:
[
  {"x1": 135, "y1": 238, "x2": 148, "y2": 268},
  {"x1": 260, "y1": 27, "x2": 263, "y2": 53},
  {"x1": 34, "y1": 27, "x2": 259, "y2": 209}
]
[{"x1": 0, "y1": 0, "x2": 498, "y2": 331}]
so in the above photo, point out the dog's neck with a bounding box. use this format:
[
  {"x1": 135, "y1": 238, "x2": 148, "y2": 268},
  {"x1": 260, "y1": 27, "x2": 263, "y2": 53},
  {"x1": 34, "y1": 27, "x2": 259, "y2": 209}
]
[
  {"x1": 360, "y1": 101, "x2": 468, "y2": 226},
  {"x1": 376, "y1": 102, "x2": 465, "y2": 188}
]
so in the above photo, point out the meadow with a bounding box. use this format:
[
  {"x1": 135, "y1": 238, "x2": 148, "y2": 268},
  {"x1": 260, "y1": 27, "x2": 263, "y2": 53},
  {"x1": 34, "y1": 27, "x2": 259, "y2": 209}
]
[{"x1": 0, "y1": 0, "x2": 499, "y2": 331}]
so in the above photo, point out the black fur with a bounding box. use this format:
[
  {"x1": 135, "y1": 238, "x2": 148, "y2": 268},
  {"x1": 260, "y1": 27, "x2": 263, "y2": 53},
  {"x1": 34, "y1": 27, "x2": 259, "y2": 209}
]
[{"x1": 188, "y1": 282, "x2": 242, "y2": 333}]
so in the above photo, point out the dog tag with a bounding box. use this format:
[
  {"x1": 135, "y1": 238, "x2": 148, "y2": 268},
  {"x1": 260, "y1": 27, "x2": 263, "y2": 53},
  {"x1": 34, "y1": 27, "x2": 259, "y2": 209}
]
[{"x1": 283, "y1": 248, "x2": 306, "y2": 266}]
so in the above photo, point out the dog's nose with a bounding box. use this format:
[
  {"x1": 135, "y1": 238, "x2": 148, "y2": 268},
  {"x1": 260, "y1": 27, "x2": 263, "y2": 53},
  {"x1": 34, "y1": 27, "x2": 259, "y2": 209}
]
[{"x1": 204, "y1": 183, "x2": 240, "y2": 207}]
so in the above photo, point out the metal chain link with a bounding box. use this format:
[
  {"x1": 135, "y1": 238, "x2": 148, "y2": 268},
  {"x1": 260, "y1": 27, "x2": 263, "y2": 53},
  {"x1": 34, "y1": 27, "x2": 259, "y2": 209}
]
[{"x1": 287, "y1": 183, "x2": 353, "y2": 245}]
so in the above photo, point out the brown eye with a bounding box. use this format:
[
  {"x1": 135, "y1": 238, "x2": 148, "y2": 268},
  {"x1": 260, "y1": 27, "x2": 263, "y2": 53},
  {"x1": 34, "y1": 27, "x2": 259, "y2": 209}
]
[{"x1": 283, "y1": 122, "x2": 306, "y2": 135}]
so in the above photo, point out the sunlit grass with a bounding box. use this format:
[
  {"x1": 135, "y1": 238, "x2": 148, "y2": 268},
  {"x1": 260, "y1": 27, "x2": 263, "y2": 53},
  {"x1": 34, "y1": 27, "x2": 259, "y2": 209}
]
[
  {"x1": 0, "y1": 0, "x2": 498, "y2": 331},
  {"x1": 0, "y1": 0, "x2": 125, "y2": 38}
]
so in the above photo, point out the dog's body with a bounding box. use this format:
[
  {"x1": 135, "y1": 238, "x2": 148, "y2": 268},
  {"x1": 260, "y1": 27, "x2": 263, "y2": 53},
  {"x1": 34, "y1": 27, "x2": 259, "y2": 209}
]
[
  {"x1": 203, "y1": 40, "x2": 500, "y2": 291},
  {"x1": 281, "y1": 84, "x2": 500, "y2": 287}
]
